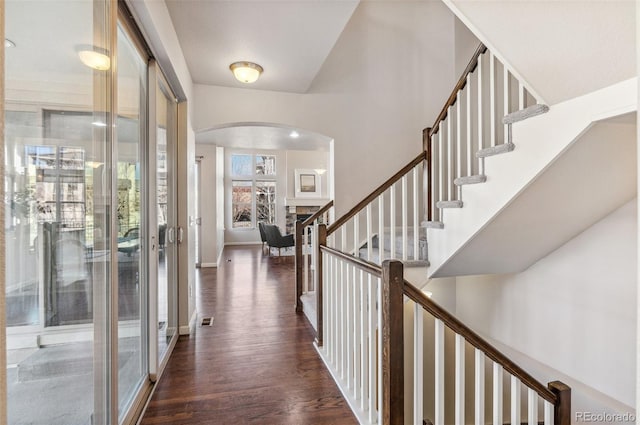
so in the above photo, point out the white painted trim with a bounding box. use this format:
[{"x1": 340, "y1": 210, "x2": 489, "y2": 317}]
[
  {"x1": 200, "y1": 262, "x2": 218, "y2": 268},
  {"x1": 442, "y1": 0, "x2": 547, "y2": 105},
  {"x1": 217, "y1": 246, "x2": 225, "y2": 267},
  {"x1": 179, "y1": 310, "x2": 198, "y2": 335}
]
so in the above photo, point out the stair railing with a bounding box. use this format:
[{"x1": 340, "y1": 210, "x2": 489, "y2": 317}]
[
  {"x1": 294, "y1": 200, "x2": 333, "y2": 313},
  {"x1": 316, "y1": 242, "x2": 571, "y2": 425},
  {"x1": 424, "y1": 43, "x2": 546, "y2": 225},
  {"x1": 327, "y1": 152, "x2": 428, "y2": 266}
]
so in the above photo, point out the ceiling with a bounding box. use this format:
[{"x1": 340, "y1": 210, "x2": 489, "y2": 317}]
[
  {"x1": 448, "y1": 0, "x2": 636, "y2": 105},
  {"x1": 165, "y1": 0, "x2": 360, "y2": 93},
  {"x1": 196, "y1": 123, "x2": 332, "y2": 151}
]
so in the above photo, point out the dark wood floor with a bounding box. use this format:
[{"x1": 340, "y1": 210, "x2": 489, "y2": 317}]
[{"x1": 141, "y1": 245, "x2": 357, "y2": 424}]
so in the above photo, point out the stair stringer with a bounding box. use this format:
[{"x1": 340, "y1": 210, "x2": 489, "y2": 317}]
[{"x1": 427, "y1": 78, "x2": 637, "y2": 278}]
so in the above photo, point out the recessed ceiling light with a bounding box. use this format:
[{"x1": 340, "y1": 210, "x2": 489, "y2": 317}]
[
  {"x1": 5, "y1": 39, "x2": 15, "y2": 48},
  {"x1": 92, "y1": 121, "x2": 107, "y2": 127},
  {"x1": 290, "y1": 131, "x2": 300, "y2": 139},
  {"x1": 78, "y1": 50, "x2": 110, "y2": 71},
  {"x1": 229, "y1": 61, "x2": 263, "y2": 83}
]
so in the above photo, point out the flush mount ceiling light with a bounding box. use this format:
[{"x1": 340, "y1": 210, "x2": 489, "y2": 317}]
[
  {"x1": 289, "y1": 131, "x2": 299, "y2": 139},
  {"x1": 5, "y1": 39, "x2": 15, "y2": 48},
  {"x1": 78, "y1": 49, "x2": 110, "y2": 71},
  {"x1": 229, "y1": 61, "x2": 263, "y2": 84}
]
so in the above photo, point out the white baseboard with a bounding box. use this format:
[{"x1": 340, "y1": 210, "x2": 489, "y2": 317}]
[
  {"x1": 179, "y1": 310, "x2": 198, "y2": 335},
  {"x1": 200, "y1": 262, "x2": 217, "y2": 268}
]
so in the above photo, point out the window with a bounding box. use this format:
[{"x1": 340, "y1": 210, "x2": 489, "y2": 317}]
[{"x1": 230, "y1": 154, "x2": 277, "y2": 228}]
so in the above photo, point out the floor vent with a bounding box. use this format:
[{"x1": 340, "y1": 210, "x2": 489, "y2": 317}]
[{"x1": 200, "y1": 317, "x2": 214, "y2": 327}]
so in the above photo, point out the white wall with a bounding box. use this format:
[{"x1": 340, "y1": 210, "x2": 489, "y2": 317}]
[
  {"x1": 195, "y1": 143, "x2": 219, "y2": 266},
  {"x1": 194, "y1": 1, "x2": 461, "y2": 217},
  {"x1": 456, "y1": 199, "x2": 638, "y2": 409},
  {"x1": 285, "y1": 149, "x2": 330, "y2": 200}
]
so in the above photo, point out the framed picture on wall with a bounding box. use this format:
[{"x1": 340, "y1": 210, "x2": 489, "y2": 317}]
[{"x1": 294, "y1": 169, "x2": 321, "y2": 198}]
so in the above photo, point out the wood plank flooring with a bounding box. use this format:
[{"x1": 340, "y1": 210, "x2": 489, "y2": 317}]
[{"x1": 141, "y1": 246, "x2": 357, "y2": 424}]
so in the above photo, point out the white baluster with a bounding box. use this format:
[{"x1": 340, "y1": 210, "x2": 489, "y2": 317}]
[
  {"x1": 412, "y1": 167, "x2": 419, "y2": 261},
  {"x1": 360, "y1": 272, "x2": 369, "y2": 410},
  {"x1": 334, "y1": 257, "x2": 340, "y2": 369},
  {"x1": 475, "y1": 349, "x2": 485, "y2": 425},
  {"x1": 493, "y1": 364, "x2": 503, "y2": 425},
  {"x1": 439, "y1": 130, "x2": 444, "y2": 206},
  {"x1": 455, "y1": 334, "x2": 465, "y2": 425},
  {"x1": 368, "y1": 275, "x2": 378, "y2": 423},
  {"x1": 367, "y1": 204, "x2": 373, "y2": 262},
  {"x1": 477, "y1": 54, "x2": 484, "y2": 151},
  {"x1": 346, "y1": 263, "x2": 353, "y2": 388},
  {"x1": 323, "y1": 252, "x2": 330, "y2": 357},
  {"x1": 354, "y1": 269, "x2": 362, "y2": 400},
  {"x1": 435, "y1": 319, "x2": 445, "y2": 425},
  {"x1": 432, "y1": 135, "x2": 438, "y2": 221},
  {"x1": 378, "y1": 194, "x2": 385, "y2": 262},
  {"x1": 341, "y1": 260, "x2": 348, "y2": 378},
  {"x1": 303, "y1": 226, "x2": 309, "y2": 293},
  {"x1": 447, "y1": 111, "x2": 453, "y2": 201},
  {"x1": 544, "y1": 401, "x2": 554, "y2": 425},
  {"x1": 456, "y1": 90, "x2": 462, "y2": 199},
  {"x1": 328, "y1": 255, "x2": 335, "y2": 363},
  {"x1": 518, "y1": 81, "x2": 525, "y2": 110},
  {"x1": 528, "y1": 389, "x2": 538, "y2": 425},
  {"x1": 490, "y1": 52, "x2": 496, "y2": 147},
  {"x1": 341, "y1": 226, "x2": 347, "y2": 254},
  {"x1": 402, "y1": 175, "x2": 408, "y2": 261},
  {"x1": 390, "y1": 184, "x2": 396, "y2": 259},
  {"x1": 376, "y1": 276, "x2": 383, "y2": 425},
  {"x1": 466, "y1": 74, "x2": 473, "y2": 176},
  {"x1": 354, "y1": 214, "x2": 360, "y2": 258},
  {"x1": 511, "y1": 376, "x2": 521, "y2": 425},
  {"x1": 504, "y1": 65, "x2": 510, "y2": 143},
  {"x1": 414, "y1": 304, "x2": 424, "y2": 425}
]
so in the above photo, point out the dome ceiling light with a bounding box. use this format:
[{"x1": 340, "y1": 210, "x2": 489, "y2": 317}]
[{"x1": 229, "y1": 61, "x2": 263, "y2": 84}]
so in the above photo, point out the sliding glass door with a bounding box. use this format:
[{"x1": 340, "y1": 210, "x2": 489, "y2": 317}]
[
  {"x1": 149, "y1": 63, "x2": 179, "y2": 372},
  {"x1": 4, "y1": 1, "x2": 114, "y2": 423},
  {"x1": 3, "y1": 2, "x2": 182, "y2": 424},
  {"x1": 116, "y1": 18, "x2": 149, "y2": 421}
]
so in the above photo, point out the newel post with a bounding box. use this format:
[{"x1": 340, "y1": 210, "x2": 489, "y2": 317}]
[
  {"x1": 423, "y1": 127, "x2": 432, "y2": 222},
  {"x1": 294, "y1": 220, "x2": 303, "y2": 313},
  {"x1": 315, "y1": 224, "x2": 327, "y2": 347},
  {"x1": 381, "y1": 260, "x2": 405, "y2": 425},
  {"x1": 549, "y1": 381, "x2": 571, "y2": 425}
]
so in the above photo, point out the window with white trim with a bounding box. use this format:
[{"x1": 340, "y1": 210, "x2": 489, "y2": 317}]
[{"x1": 230, "y1": 154, "x2": 276, "y2": 228}]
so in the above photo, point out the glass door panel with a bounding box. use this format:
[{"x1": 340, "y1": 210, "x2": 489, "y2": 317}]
[
  {"x1": 155, "y1": 72, "x2": 178, "y2": 364},
  {"x1": 116, "y1": 22, "x2": 148, "y2": 419},
  {"x1": 5, "y1": 0, "x2": 113, "y2": 423}
]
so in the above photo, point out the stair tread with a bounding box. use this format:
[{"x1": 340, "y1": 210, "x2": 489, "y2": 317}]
[
  {"x1": 503, "y1": 103, "x2": 549, "y2": 124},
  {"x1": 403, "y1": 260, "x2": 429, "y2": 268},
  {"x1": 436, "y1": 200, "x2": 463, "y2": 208},
  {"x1": 454, "y1": 174, "x2": 487, "y2": 186},
  {"x1": 422, "y1": 220, "x2": 444, "y2": 229},
  {"x1": 477, "y1": 143, "x2": 515, "y2": 158}
]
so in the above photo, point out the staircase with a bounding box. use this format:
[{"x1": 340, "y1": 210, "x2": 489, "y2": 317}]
[{"x1": 290, "y1": 38, "x2": 593, "y2": 424}]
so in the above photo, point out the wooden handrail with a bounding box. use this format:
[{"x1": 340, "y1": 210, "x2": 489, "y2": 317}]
[
  {"x1": 403, "y1": 282, "x2": 557, "y2": 405},
  {"x1": 319, "y1": 245, "x2": 382, "y2": 277},
  {"x1": 327, "y1": 151, "x2": 427, "y2": 235},
  {"x1": 320, "y1": 244, "x2": 557, "y2": 405},
  {"x1": 428, "y1": 43, "x2": 487, "y2": 137},
  {"x1": 301, "y1": 200, "x2": 334, "y2": 228}
]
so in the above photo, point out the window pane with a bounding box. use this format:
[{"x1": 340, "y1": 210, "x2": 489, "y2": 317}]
[
  {"x1": 232, "y1": 181, "x2": 253, "y2": 228},
  {"x1": 255, "y1": 155, "x2": 276, "y2": 175},
  {"x1": 256, "y1": 181, "x2": 276, "y2": 224},
  {"x1": 231, "y1": 154, "x2": 252, "y2": 176},
  {"x1": 232, "y1": 204, "x2": 252, "y2": 228}
]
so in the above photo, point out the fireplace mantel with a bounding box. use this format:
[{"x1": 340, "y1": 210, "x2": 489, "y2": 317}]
[{"x1": 284, "y1": 198, "x2": 330, "y2": 207}]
